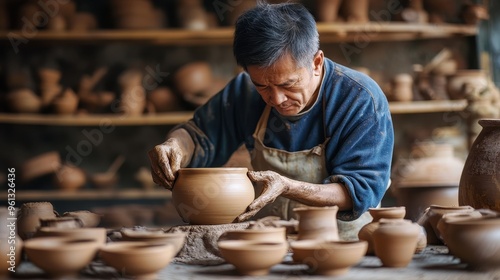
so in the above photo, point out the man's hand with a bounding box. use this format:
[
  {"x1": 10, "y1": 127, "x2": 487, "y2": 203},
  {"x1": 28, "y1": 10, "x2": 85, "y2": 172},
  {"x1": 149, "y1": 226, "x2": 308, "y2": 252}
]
[
  {"x1": 234, "y1": 170, "x2": 289, "y2": 222},
  {"x1": 147, "y1": 129, "x2": 194, "y2": 190}
]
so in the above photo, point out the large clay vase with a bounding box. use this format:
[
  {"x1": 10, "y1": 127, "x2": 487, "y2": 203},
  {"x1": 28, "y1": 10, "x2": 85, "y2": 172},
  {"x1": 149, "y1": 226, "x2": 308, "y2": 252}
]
[
  {"x1": 172, "y1": 168, "x2": 255, "y2": 225},
  {"x1": 459, "y1": 119, "x2": 500, "y2": 212},
  {"x1": 17, "y1": 202, "x2": 58, "y2": 240},
  {"x1": 392, "y1": 142, "x2": 465, "y2": 221},
  {"x1": 372, "y1": 219, "x2": 420, "y2": 268},
  {"x1": 358, "y1": 207, "x2": 406, "y2": 255},
  {"x1": 293, "y1": 206, "x2": 339, "y2": 241}
]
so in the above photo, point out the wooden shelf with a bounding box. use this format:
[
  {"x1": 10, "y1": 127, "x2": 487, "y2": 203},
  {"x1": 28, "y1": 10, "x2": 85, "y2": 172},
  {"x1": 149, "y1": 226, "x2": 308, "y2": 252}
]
[
  {"x1": 389, "y1": 99, "x2": 468, "y2": 114},
  {"x1": 0, "y1": 100, "x2": 468, "y2": 125},
  {"x1": 0, "y1": 111, "x2": 193, "y2": 126},
  {"x1": 2, "y1": 189, "x2": 171, "y2": 201},
  {"x1": 0, "y1": 23, "x2": 477, "y2": 46}
]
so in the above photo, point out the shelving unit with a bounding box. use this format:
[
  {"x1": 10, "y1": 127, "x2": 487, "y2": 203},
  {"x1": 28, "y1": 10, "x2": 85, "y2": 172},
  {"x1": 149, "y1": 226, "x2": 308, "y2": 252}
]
[{"x1": 0, "y1": 189, "x2": 171, "y2": 201}]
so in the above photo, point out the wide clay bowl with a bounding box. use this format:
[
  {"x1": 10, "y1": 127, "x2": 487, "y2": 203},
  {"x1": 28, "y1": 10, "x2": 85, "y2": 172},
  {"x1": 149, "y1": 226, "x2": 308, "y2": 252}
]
[
  {"x1": 219, "y1": 227, "x2": 286, "y2": 242},
  {"x1": 24, "y1": 237, "x2": 101, "y2": 279},
  {"x1": 34, "y1": 227, "x2": 107, "y2": 245},
  {"x1": 172, "y1": 168, "x2": 255, "y2": 225},
  {"x1": 99, "y1": 242, "x2": 176, "y2": 279},
  {"x1": 120, "y1": 229, "x2": 186, "y2": 254},
  {"x1": 290, "y1": 240, "x2": 368, "y2": 276},
  {"x1": 441, "y1": 216, "x2": 500, "y2": 271},
  {"x1": 217, "y1": 240, "x2": 288, "y2": 276}
]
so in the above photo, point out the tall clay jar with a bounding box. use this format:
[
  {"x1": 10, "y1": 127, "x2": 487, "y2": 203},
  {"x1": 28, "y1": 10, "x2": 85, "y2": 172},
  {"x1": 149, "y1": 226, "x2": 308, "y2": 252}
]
[
  {"x1": 17, "y1": 202, "x2": 58, "y2": 240},
  {"x1": 293, "y1": 206, "x2": 339, "y2": 241},
  {"x1": 372, "y1": 219, "x2": 420, "y2": 267},
  {"x1": 358, "y1": 207, "x2": 406, "y2": 255},
  {"x1": 315, "y1": 0, "x2": 342, "y2": 22},
  {"x1": 459, "y1": 119, "x2": 500, "y2": 212}
]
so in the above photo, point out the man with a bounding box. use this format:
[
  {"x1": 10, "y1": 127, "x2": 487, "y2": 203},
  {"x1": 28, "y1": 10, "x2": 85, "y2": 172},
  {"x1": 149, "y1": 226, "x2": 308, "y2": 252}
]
[{"x1": 148, "y1": 2, "x2": 394, "y2": 237}]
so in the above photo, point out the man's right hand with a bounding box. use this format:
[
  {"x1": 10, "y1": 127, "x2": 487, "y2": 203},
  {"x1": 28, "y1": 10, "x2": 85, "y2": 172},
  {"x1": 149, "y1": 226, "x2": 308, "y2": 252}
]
[{"x1": 147, "y1": 129, "x2": 194, "y2": 190}]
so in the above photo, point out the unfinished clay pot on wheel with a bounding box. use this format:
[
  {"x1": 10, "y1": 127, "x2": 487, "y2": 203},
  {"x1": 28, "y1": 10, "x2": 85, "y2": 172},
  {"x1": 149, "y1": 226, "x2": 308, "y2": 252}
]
[
  {"x1": 293, "y1": 206, "x2": 339, "y2": 241},
  {"x1": 172, "y1": 168, "x2": 255, "y2": 225},
  {"x1": 358, "y1": 206, "x2": 406, "y2": 255},
  {"x1": 372, "y1": 219, "x2": 420, "y2": 268},
  {"x1": 17, "y1": 202, "x2": 58, "y2": 240},
  {"x1": 459, "y1": 119, "x2": 500, "y2": 212}
]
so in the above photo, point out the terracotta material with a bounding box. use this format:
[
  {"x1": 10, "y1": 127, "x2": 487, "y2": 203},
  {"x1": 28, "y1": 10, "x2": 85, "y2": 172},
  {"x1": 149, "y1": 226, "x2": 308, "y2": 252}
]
[
  {"x1": 459, "y1": 119, "x2": 500, "y2": 212},
  {"x1": 6, "y1": 89, "x2": 42, "y2": 113},
  {"x1": 20, "y1": 151, "x2": 61, "y2": 183},
  {"x1": 174, "y1": 62, "x2": 214, "y2": 107},
  {"x1": 417, "y1": 205, "x2": 475, "y2": 245},
  {"x1": 52, "y1": 88, "x2": 79, "y2": 115},
  {"x1": 34, "y1": 227, "x2": 107, "y2": 245},
  {"x1": 290, "y1": 240, "x2": 367, "y2": 276},
  {"x1": 441, "y1": 216, "x2": 500, "y2": 271},
  {"x1": 389, "y1": 74, "x2": 414, "y2": 102},
  {"x1": 53, "y1": 164, "x2": 87, "y2": 192},
  {"x1": 293, "y1": 206, "x2": 339, "y2": 241},
  {"x1": 226, "y1": 0, "x2": 257, "y2": 25},
  {"x1": 17, "y1": 202, "x2": 58, "y2": 240},
  {"x1": 62, "y1": 210, "x2": 102, "y2": 228},
  {"x1": 148, "y1": 87, "x2": 181, "y2": 112},
  {"x1": 316, "y1": 0, "x2": 342, "y2": 22},
  {"x1": 436, "y1": 210, "x2": 485, "y2": 251},
  {"x1": 89, "y1": 155, "x2": 125, "y2": 189},
  {"x1": 358, "y1": 206, "x2": 406, "y2": 254},
  {"x1": 217, "y1": 240, "x2": 288, "y2": 276},
  {"x1": 172, "y1": 168, "x2": 255, "y2": 225},
  {"x1": 372, "y1": 219, "x2": 420, "y2": 267},
  {"x1": 447, "y1": 70, "x2": 488, "y2": 100},
  {"x1": 120, "y1": 229, "x2": 187, "y2": 254},
  {"x1": 340, "y1": 0, "x2": 369, "y2": 23},
  {"x1": 24, "y1": 237, "x2": 100, "y2": 279},
  {"x1": 99, "y1": 241, "x2": 176, "y2": 279},
  {"x1": 392, "y1": 142, "x2": 465, "y2": 221},
  {"x1": 219, "y1": 227, "x2": 286, "y2": 243},
  {"x1": 40, "y1": 217, "x2": 83, "y2": 229}
]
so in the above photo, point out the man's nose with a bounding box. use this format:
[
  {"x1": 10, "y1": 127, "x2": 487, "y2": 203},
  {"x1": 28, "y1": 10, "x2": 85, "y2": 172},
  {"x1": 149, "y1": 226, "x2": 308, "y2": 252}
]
[{"x1": 269, "y1": 87, "x2": 287, "y2": 105}]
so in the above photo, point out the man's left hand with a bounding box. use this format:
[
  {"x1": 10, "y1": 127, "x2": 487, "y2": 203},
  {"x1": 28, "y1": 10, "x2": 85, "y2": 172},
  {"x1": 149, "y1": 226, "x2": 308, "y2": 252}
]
[{"x1": 234, "y1": 170, "x2": 289, "y2": 222}]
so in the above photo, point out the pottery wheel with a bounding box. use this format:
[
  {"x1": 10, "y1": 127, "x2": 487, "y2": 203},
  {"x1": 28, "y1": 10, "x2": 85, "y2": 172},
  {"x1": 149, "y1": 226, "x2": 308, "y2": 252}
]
[{"x1": 165, "y1": 223, "x2": 249, "y2": 265}]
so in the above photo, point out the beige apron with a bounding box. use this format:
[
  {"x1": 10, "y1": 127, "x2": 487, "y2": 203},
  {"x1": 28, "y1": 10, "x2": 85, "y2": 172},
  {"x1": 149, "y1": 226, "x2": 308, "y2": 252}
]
[{"x1": 250, "y1": 105, "x2": 371, "y2": 240}]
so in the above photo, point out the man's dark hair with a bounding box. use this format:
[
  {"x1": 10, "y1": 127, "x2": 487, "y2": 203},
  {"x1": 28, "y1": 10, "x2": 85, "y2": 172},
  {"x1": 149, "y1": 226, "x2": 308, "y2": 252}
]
[{"x1": 233, "y1": 2, "x2": 319, "y2": 71}]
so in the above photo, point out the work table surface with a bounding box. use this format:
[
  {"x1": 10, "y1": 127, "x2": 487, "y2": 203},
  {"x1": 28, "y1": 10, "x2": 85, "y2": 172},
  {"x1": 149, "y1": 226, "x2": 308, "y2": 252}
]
[{"x1": 10, "y1": 246, "x2": 500, "y2": 280}]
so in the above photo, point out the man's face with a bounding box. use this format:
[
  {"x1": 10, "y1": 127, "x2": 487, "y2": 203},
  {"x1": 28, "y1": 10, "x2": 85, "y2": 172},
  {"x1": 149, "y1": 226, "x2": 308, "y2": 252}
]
[{"x1": 247, "y1": 51, "x2": 324, "y2": 116}]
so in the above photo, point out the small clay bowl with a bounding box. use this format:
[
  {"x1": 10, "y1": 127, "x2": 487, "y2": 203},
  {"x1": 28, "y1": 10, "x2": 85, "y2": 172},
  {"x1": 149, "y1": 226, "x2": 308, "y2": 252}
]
[
  {"x1": 217, "y1": 240, "x2": 288, "y2": 276},
  {"x1": 53, "y1": 164, "x2": 87, "y2": 192},
  {"x1": 34, "y1": 227, "x2": 107, "y2": 246},
  {"x1": 99, "y1": 242, "x2": 176, "y2": 279},
  {"x1": 24, "y1": 237, "x2": 101, "y2": 279},
  {"x1": 219, "y1": 227, "x2": 287, "y2": 243},
  {"x1": 63, "y1": 210, "x2": 102, "y2": 228},
  {"x1": 120, "y1": 229, "x2": 186, "y2": 254},
  {"x1": 290, "y1": 240, "x2": 368, "y2": 276}
]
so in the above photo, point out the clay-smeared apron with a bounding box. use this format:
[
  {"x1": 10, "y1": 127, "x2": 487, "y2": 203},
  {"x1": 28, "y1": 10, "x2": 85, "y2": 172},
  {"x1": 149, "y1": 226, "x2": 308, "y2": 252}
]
[{"x1": 250, "y1": 105, "x2": 371, "y2": 240}]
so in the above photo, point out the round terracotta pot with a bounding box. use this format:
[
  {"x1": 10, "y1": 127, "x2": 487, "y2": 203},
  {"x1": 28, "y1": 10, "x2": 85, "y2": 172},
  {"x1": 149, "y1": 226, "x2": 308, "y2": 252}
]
[
  {"x1": 390, "y1": 74, "x2": 414, "y2": 102},
  {"x1": 293, "y1": 206, "x2": 339, "y2": 241},
  {"x1": 447, "y1": 70, "x2": 488, "y2": 100},
  {"x1": 315, "y1": 0, "x2": 342, "y2": 22},
  {"x1": 172, "y1": 168, "x2": 255, "y2": 225},
  {"x1": 6, "y1": 89, "x2": 42, "y2": 114},
  {"x1": 358, "y1": 207, "x2": 406, "y2": 255},
  {"x1": 17, "y1": 202, "x2": 58, "y2": 240},
  {"x1": 53, "y1": 164, "x2": 87, "y2": 192},
  {"x1": 220, "y1": 227, "x2": 286, "y2": 243},
  {"x1": 372, "y1": 219, "x2": 420, "y2": 268},
  {"x1": 341, "y1": 0, "x2": 370, "y2": 23},
  {"x1": 436, "y1": 210, "x2": 485, "y2": 252},
  {"x1": 459, "y1": 119, "x2": 500, "y2": 212}
]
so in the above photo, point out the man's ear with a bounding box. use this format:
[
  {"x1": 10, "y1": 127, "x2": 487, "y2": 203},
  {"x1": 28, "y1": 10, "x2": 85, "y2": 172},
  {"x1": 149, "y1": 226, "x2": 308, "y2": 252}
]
[{"x1": 312, "y1": 50, "x2": 324, "y2": 76}]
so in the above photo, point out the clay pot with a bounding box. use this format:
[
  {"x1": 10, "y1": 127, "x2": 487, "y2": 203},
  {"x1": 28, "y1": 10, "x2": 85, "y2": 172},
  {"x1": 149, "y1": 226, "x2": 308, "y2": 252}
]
[
  {"x1": 53, "y1": 164, "x2": 87, "y2": 192},
  {"x1": 436, "y1": 210, "x2": 485, "y2": 250},
  {"x1": 6, "y1": 89, "x2": 42, "y2": 113},
  {"x1": 34, "y1": 227, "x2": 108, "y2": 246},
  {"x1": 431, "y1": 59, "x2": 458, "y2": 76},
  {"x1": 148, "y1": 87, "x2": 181, "y2": 112},
  {"x1": 441, "y1": 216, "x2": 500, "y2": 271},
  {"x1": 24, "y1": 237, "x2": 101, "y2": 279},
  {"x1": 372, "y1": 219, "x2": 420, "y2": 267},
  {"x1": 316, "y1": 0, "x2": 342, "y2": 22},
  {"x1": 392, "y1": 142, "x2": 465, "y2": 221},
  {"x1": 47, "y1": 15, "x2": 67, "y2": 31},
  {"x1": 417, "y1": 205, "x2": 475, "y2": 245},
  {"x1": 220, "y1": 227, "x2": 287, "y2": 243},
  {"x1": 52, "y1": 88, "x2": 79, "y2": 115},
  {"x1": 63, "y1": 210, "x2": 102, "y2": 228},
  {"x1": 38, "y1": 68, "x2": 62, "y2": 84},
  {"x1": 17, "y1": 202, "x2": 58, "y2": 240},
  {"x1": 99, "y1": 242, "x2": 177, "y2": 279},
  {"x1": 459, "y1": 119, "x2": 500, "y2": 212},
  {"x1": 39, "y1": 217, "x2": 83, "y2": 229},
  {"x1": 20, "y1": 151, "x2": 61, "y2": 183},
  {"x1": 293, "y1": 206, "x2": 339, "y2": 241},
  {"x1": 172, "y1": 168, "x2": 255, "y2": 225},
  {"x1": 120, "y1": 229, "x2": 187, "y2": 254},
  {"x1": 226, "y1": 0, "x2": 257, "y2": 25},
  {"x1": 358, "y1": 207, "x2": 406, "y2": 255},
  {"x1": 120, "y1": 86, "x2": 146, "y2": 116},
  {"x1": 389, "y1": 74, "x2": 414, "y2": 102},
  {"x1": 341, "y1": 0, "x2": 370, "y2": 23},
  {"x1": 174, "y1": 62, "x2": 213, "y2": 106},
  {"x1": 447, "y1": 70, "x2": 488, "y2": 100},
  {"x1": 290, "y1": 240, "x2": 368, "y2": 276},
  {"x1": 217, "y1": 240, "x2": 288, "y2": 276}
]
